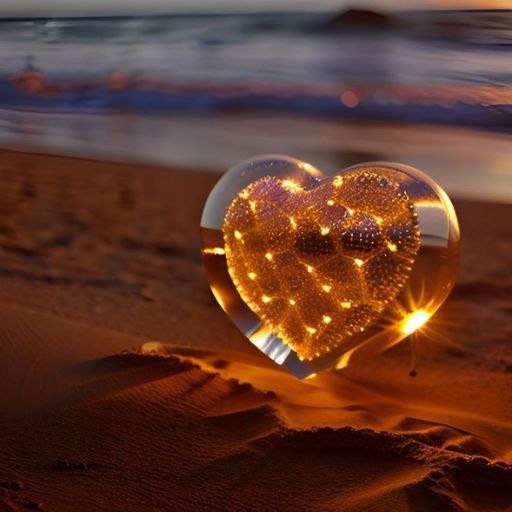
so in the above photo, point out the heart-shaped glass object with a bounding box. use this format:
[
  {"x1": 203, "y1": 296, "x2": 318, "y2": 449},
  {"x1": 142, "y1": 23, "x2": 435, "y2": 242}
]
[{"x1": 201, "y1": 156, "x2": 459, "y2": 378}]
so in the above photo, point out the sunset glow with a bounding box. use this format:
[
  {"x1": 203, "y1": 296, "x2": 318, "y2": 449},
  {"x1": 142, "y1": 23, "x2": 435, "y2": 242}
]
[{"x1": 0, "y1": 0, "x2": 511, "y2": 17}]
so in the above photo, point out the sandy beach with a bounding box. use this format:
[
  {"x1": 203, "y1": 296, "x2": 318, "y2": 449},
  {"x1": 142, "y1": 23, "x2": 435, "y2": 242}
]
[{"x1": 0, "y1": 148, "x2": 511, "y2": 511}]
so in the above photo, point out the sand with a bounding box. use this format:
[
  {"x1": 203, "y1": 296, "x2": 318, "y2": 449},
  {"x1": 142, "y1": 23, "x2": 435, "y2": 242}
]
[{"x1": 0, "y1": 148, "x2": 510, "y2": 511}]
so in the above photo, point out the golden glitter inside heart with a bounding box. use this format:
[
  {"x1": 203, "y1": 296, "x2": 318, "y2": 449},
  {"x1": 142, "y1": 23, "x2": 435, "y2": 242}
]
[{"x1": 223, "y1": 169, "x2": 421, "y2": 361}]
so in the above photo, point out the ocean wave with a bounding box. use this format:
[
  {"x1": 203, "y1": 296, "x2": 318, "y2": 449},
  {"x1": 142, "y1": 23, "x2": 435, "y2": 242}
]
[
  {"x1": 0, "y1": 76, "x2": 510, "y2": 132},
  {"x1": 0, "y1": 10, "x2": 511, "y2": 132}
]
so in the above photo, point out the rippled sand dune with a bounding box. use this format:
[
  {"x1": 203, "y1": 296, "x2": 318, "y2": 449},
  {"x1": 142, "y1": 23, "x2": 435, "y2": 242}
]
[{"x1": 0, "y1": 149, "x2": 510, "y2": 511}]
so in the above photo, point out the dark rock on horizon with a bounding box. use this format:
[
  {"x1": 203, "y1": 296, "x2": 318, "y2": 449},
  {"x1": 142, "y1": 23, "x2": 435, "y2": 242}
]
[{"x1": 324, "y1": 8, "x2": 398, "y2": 30}]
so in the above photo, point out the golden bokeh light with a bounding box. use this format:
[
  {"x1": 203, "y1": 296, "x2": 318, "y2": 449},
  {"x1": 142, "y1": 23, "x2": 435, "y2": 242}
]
[{"x1": 340, "y1": 90, "x2": 360, "y2": 108}]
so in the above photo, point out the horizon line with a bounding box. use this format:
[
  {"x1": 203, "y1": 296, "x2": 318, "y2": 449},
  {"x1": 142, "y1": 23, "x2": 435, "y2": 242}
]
[{"x1": 0, "y1": 6, "x2": 511, "y2": 20}]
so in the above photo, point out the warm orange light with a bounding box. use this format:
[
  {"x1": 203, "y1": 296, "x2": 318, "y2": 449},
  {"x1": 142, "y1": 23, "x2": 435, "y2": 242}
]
[
  {"x1": 401, "y1": 310, "x2": 431, "y2": 335},
  {"x1": 281, "y1": 179, "x2": 302, "y2": 192},
  {"x1": 202, "y1": 247, "x2": 225, "y2": 255},
  {"x1": 340, "y1": 90, "x2": 360, "y2": 108},
  {"x1": 333, "y1": 176, "x2": 343, "y2": 187},
  {"x1": 222, "y1": 171, "x2": 421, "y2": 361}
]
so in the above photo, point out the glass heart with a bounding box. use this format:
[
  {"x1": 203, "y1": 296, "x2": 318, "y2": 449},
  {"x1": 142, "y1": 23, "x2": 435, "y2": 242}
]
[{"x1": 201, "y1": 156, "x2": 460, "y2": 378}]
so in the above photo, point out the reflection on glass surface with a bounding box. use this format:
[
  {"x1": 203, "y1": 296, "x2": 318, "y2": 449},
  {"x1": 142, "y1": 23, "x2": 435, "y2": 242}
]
[{"x1": 201, "y1": 156, "x2": 460, "y2": 378}]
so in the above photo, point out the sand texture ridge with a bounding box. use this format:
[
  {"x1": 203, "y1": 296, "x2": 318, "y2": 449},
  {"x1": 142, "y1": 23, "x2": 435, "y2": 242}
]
[{"x1": 0, "y1": 149, "x2": 510, "y2": 512}]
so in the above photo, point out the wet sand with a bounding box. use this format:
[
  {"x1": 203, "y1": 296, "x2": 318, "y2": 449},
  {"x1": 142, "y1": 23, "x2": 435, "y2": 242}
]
[
  {"x1": 2, "y1": 112, "x2": 511, "y2": 203},
  {"x1": 0, "y1": 148, "x2": 510, "y2": 511}
]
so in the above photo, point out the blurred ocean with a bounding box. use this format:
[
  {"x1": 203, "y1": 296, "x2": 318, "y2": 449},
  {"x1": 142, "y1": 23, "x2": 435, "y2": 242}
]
[{"x1": 0, "y1": 10, "x2": 511, "y2": 201}]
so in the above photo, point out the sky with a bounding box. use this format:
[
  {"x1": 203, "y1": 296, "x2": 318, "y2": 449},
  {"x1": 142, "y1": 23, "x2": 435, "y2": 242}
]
[{"x1": 0, "y1": 0, "x2": 510, "y2": 17}]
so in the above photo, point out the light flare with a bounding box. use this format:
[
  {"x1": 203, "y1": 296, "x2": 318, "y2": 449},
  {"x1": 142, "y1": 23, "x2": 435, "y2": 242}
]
[
  {"x1": 202, "y1": 247, "x2": 225, "y2": 255},
  {"x1": 281, "y1": 179, "x2": 302, "y2": 192},
  {"x1": 401, "y1": 310, "x2": 431, "y2": 335}
]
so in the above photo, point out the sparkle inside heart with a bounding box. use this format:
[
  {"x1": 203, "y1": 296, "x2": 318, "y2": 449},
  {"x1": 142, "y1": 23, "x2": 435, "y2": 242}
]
[
  {"x1": 223, "y1": 171, "x2": 420, "y2": 361},
  {"x1": 201, "y1": 156, "x2": 459, "y2": 378}
]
